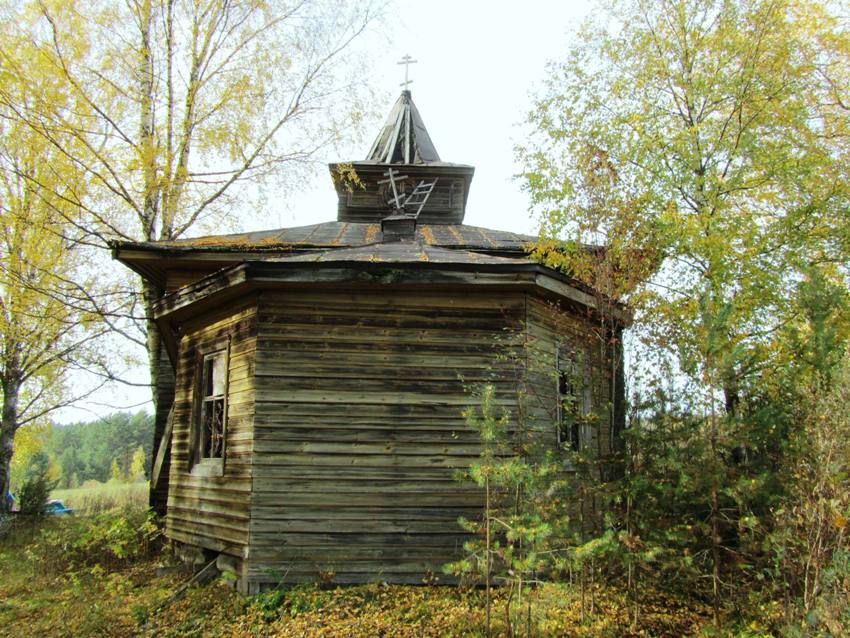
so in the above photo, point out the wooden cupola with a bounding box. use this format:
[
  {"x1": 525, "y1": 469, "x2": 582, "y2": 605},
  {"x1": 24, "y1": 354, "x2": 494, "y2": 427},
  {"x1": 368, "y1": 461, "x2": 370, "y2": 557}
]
[{"x1": 329, "y1": 90, "x2": 475, "y2": 226}]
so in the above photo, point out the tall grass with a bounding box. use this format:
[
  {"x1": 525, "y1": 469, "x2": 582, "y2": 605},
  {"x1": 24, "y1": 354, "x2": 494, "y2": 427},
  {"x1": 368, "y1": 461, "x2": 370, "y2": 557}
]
[{"x1": 52, "y1": 481, "x2": 149, "y2": 515}]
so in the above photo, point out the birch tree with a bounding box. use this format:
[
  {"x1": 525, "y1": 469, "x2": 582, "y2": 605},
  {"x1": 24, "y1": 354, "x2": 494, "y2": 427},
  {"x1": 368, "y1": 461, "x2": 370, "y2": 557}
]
[
  {"x1": 0, "y1": 58, "x2": 107, "y2": 511},
  {"x1": 521, "y1": 0, "x2": 849, "y2": 391},
  {"x1": 0, "y1": 0, "x2": 379, "y2": 402},
  {"x1": 518, "y1": 0, "x2": 850, "y2": 624}
]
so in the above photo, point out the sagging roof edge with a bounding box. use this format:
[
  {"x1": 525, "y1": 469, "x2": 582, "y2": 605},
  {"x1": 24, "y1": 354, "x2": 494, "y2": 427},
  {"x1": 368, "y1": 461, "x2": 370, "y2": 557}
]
[
  {"x1": 152, "y1": 259, "x2": 631, "y2": 327},
  {"x1": 111, "y1": 242, "x2": 534, "y2": 291}
]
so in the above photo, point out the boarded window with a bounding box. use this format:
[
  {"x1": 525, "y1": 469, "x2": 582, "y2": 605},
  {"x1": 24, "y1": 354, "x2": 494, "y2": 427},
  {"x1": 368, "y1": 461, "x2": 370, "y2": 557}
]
[
  {"x1": 197, "y1": 351, "x2": 227, "y2": 462},
  {"x1": 556, "y1": 345, "x2": 589, "y2": 451}
]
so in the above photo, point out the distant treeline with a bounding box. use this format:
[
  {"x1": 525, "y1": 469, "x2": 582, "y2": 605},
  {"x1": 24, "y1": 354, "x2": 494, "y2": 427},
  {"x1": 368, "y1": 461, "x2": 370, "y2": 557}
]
[{"x1": 48, "y1": 411, "x2": 154, "y2": 489}]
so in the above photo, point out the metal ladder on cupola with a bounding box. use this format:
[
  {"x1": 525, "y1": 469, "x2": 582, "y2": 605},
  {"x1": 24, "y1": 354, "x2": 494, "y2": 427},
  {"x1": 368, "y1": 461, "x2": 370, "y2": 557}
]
[
  {"x1": 402, "y1": 179, "x2": 437, "y2": 218},
  {"x1": 379, "y1": 167, "x2": 439, "y2": 218}
]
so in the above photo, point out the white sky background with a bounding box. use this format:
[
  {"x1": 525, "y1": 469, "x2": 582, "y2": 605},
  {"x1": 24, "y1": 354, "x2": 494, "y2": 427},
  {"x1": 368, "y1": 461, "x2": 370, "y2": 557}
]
[
  {"x1": 258, "y1": 0, "x2": 593, "y2": 237},
  {"x1": 60, "y1": 0, "x2": 593, "y2": 422}
]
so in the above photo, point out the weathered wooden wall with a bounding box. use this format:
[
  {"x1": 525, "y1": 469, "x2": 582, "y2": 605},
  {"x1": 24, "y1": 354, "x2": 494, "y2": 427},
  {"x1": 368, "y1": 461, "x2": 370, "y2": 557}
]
[
  {"x1": 166, "y1": 269, "x2": 217, "y2": 292},
  {"x1": 166, "y1": 299, "x2": 258, "y2": 575},
  {"x1": 246, "y1": 289, "x2": 525, "y2": 587},
  {"x1": 338, "y1": 178, "x2": 467, "y2": 224},
  {"x1": 524, "y1": 296, "x2": 613, "y2": 458},
  {"x1": 163, "y1": 286, "x2": 620, "y2": 591},
  {"x1": 331, "y1": 164, "x2": 473, "y2": 225}
]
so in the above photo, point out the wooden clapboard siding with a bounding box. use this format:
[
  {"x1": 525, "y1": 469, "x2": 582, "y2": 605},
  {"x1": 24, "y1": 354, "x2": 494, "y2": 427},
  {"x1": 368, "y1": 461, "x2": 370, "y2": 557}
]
[
  {"x1": 524, "y1": 296, "x2": 612, "y2": 456},
  {"x1": 340, "y1": 178, "x2": 466, "y2": 224},
  {"x1": 332, "y1": 161, "x2": 472, "y2": 225},
  {"x1": 160, "y1": 284, "x2": 619, "y2": 590},
  {"x1": 165, "y1": 301, "x2": 258, "y2": 561},
  {"x1": 166, "y1": 268, "x2": 218, "y2": 292},
  {"x1": 247, "y1": 290, "x2": 524, "y2": 584}
]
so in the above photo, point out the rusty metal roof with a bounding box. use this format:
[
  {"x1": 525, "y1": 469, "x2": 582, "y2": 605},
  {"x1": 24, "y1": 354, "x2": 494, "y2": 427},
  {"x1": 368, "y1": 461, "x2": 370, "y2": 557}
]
[
  {"x1": 266, "y1": 242, "x2": 535, "y2": 266},
  {"x1": 117, "y1": 221, "x2": 535, "y2": 253}
]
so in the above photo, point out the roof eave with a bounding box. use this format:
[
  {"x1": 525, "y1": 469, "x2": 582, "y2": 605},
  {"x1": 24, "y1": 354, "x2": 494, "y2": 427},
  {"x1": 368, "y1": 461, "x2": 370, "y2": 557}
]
[{"x1": 154, "y1": 259, "x2": 630, "y2": 326}]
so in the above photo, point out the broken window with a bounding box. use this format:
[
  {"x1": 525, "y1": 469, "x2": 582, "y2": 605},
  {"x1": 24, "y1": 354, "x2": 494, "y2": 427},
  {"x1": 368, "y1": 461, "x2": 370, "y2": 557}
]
[
  {"x1": 197, "y1": 351, "x2": 227, "y2": 462},
  {"x1": 556, "y1": 345, "x2": 589, "y2": 451}
]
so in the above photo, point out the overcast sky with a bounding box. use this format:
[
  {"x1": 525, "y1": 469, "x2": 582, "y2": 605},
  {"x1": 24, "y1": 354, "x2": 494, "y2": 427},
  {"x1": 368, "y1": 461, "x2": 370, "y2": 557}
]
[
  {"x1": 256, "y1": 0, "x2": 593, "y2": 237},
  {"x1": 64, "y1": 0, "x2": 593, "y2": 421}
]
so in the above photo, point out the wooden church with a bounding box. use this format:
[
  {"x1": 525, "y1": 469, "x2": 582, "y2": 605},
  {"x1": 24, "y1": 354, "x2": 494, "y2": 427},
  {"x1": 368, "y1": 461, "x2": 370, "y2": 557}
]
[{"x1": 113, "y1": 87, "x2": 626, "y2": 592}]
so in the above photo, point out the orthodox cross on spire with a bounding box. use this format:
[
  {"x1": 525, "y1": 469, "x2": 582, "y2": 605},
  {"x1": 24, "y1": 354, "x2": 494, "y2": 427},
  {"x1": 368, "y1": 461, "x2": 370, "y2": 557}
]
[
  {"x1": 377, "y1": 167, "x2": 408, "y2": 211},
  {"x1": 365, "y1": 60, "x2": 441, "y2": 164},
  {"x1": 397, "y1": 54, "x2": 417, "y2": 90}
]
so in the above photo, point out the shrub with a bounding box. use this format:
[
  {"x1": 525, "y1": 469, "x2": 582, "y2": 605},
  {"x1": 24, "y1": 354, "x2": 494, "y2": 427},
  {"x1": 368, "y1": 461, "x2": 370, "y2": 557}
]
[
  {"x1": 18, "y1": 451, "x2": 57, "y2": 516},
  {"x1": 25, "y1": 505, "x2": 161, "y2": 575},
  {"x1": 765, "y1": 360, "x2": 850, "y2": 634},
  {"x1": 0, "y1": 512, "x2": 13, "y2": 539},
  {"x1": 252, "y1": 584, "x2": 334, "y2": 622}
]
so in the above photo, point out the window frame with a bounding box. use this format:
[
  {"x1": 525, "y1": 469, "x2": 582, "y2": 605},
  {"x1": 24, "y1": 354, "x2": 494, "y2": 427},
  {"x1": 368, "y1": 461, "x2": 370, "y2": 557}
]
[
  {"x1": 556, "y1": 343, "x2": 590, "y2": 452},
  {"x1": 190, "y1": 337, "x2": 231, "y2": 475}
]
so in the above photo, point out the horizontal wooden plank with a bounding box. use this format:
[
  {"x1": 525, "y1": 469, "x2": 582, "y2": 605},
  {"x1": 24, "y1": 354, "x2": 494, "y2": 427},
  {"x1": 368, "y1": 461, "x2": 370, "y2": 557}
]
[
  {"x1": 255, "y1": 390, "x2": 511, "y2": 406},
  {"x1": 251, "y1": 482, "x2": 479, "y2": 496},
  {"x1": 248, "y1": 546, "x2": 464, "y2": 562},
  {"x1": 252, "y1": 493, "x2": 480, "y2": 508},
  {"x1": 260, "y1": 291, "x2": 524, "y2": 310},
  {"x1": 251, "y1": 452, "x2": 477, "y2": 469},
  {"x1": 248, "y1": 531, "x2": 470, "y2": 545},
  {"x1": 248, "y1": 518, "x2": 470, "y2": 534},
  {"x1": 255, "y1": 363, "x2": 512, "y2": 381},
  {"x1": 254, "y1": 348, "x2": 507, "y2": 364},
  {"x1": 252, "y1": 428, "x2": 482, "y2": 444},
  {"x1": 244, "y1": 567, "x2": 460, "y2": 582},
  {"x1": 252, "y1": 402, "x2": 482, "y2": 418},
  {"x1": 254, "y1": 377, "x2": 514, "y2": 396},
  {"x1": 251, "y1": 505, "x2": 479, "y2": 520},
  {"x1": 252, "y1": 440, "x2": 484, "y2": 456},
  {"x1": 257, "y1": 311, "x2": 516, "y2": 329},
  {"x1": 250, "y1": 465, "x2": 470, "y2": 480},
  {"x1": 167, "y1": 522, "x2": 248, "y2": 548},
  {"x1": 251, "y1": 484, "x2": 478, "y2": 497}
]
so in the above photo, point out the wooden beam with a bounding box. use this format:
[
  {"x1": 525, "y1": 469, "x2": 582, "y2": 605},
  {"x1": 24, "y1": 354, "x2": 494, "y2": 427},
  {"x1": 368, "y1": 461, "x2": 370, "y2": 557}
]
[{"x1": 151, "y1": 404, "x2": 175, "y2": 491}]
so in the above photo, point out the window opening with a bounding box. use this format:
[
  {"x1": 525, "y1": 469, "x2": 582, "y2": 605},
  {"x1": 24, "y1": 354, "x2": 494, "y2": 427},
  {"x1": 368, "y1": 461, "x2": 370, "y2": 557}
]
[
  {"x1": 557, "y1": 345, "x2": 584, "y2": 451},
  {"x1": 199, "y1": 351, "x2": 226, "y2": 460}
]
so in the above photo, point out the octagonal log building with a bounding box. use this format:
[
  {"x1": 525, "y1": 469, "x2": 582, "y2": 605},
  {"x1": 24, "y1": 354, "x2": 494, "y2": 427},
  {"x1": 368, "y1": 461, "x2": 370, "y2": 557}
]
[{"x1": 113, "y1": 90, "x2": 626, "y2": 593}]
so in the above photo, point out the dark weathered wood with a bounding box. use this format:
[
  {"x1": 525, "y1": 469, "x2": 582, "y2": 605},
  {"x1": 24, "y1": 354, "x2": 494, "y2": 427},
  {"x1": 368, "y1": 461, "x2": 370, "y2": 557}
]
[
  {"x1": 153, "y1": 258, "x2": 628, "y2": 328},
  {"x1": 164, "y1": 302, "x2": 258, "y2": 558},
  {"x1": 150, "y1": 347, "x2": 176, "y2": 516},
  {"x1": 166, "y1": 269, "x2": 218, "y2": 291},
  {"x1": 154, "y1": 282, "x2": 622, "y2": 590},
  {"x1": 524, "y1": 296, "x2": 612, "y2": 456},
  {"x1": 150, "y1": 405, "x2": 174, "y2": 492},
  {"x1": 242, "y1": 290, "x2": 518, "y2": 584},
  {"x1": 330, "y1": 162, "x2": 474, "y2": 225}
]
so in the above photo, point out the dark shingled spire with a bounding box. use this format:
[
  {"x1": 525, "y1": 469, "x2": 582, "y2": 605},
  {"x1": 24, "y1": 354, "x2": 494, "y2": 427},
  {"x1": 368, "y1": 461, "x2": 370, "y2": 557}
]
[{"x1": 366, "y1": 91, "x2": 440, "y2": 164}]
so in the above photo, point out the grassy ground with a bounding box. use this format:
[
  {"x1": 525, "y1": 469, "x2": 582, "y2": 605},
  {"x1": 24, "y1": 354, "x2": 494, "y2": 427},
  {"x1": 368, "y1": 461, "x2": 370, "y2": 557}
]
[
  {"x1": 51, "y1": 481, "x2": 149, "y2": 514},
  {"x1": 0, "y1": 507, "x2": 717, "y2": 637}
]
